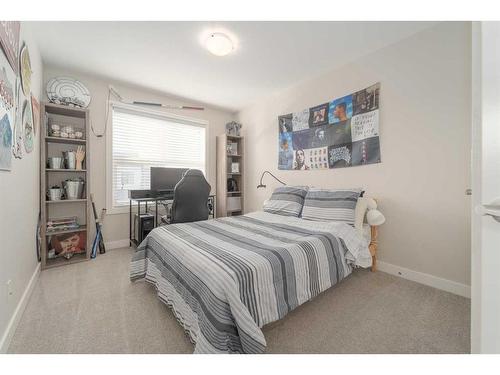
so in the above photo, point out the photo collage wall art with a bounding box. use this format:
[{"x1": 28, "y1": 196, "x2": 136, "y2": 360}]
[{"x1": 278, "y1": 83, "x2": 381, "y2": 171}]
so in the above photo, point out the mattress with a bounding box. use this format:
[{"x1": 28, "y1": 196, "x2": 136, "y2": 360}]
[{"x1": 130, "y1": 211, "x2": 371, "y2": 353}]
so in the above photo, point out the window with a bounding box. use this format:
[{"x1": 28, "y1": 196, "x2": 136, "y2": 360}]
[{"x1": 109, "y1": 105, "x2": 207, "y2": 209}]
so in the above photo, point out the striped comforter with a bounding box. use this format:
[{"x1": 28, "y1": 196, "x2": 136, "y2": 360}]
[{"x1": 130, "y1": 211, "x2": 371, "y2": 353}]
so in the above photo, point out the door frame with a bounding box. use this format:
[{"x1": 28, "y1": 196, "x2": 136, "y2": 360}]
[
  {"x1": 470, "y1": 21, "x2": 500, "y2": 354},
  {"x1": 470, "y1": 21, "x2": 482, "y2": 354}
]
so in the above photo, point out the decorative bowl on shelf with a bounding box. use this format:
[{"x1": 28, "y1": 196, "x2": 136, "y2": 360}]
[{"x1": 46, "y1": 76, "x2": 91, "y2": 108}]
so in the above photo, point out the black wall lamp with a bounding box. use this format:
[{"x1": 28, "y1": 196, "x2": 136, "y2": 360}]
[{"x1": 257, "y1": 171, "x2": 286, "y2": 189}]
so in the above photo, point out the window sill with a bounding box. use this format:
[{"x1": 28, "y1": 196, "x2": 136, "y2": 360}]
[{"x1": 106, "y1": 206, "x2": 133, "y2": 215}]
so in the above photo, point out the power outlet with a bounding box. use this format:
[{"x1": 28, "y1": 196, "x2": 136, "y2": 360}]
[{"x1": 7, "y1": 280, "x2": 13, "y2": 298}]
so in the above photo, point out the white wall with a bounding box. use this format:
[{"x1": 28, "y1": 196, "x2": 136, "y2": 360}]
[
  {"x1": 42, "y1": 66, "x2": 234, "y2": 243},
  {"x1": 237, "y1": 22, "x2": 472, "y2": 286},
  {"x1": 0, "y1": 22, "x2": 43, "y2": 350}
]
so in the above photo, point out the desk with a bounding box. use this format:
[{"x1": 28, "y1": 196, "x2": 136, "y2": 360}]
[{"x1": 129, "y1": 194, "x2": 215, "y2": 247}]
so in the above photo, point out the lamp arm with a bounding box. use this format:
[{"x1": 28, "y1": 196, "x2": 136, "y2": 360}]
[{"x1": 257, "y1": 170, "x2": 286, "y2": 188}]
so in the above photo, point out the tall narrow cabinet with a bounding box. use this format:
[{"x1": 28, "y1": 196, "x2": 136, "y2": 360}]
[
  {"x1": 40, "y1": 103, "x2": 91, "y2": 269},
  {"x1": 216, "y1": 134, "x2": 244, "y2": 217}
]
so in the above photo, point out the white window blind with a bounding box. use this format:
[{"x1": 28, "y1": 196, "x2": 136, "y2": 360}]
[{"x1": 111, "y1": 106, "x2": 206, "y2": 207}]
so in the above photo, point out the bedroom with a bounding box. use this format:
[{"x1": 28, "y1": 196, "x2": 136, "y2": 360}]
[{"x1": 0, "y1": 1, "x2": 499, "y2": 373}]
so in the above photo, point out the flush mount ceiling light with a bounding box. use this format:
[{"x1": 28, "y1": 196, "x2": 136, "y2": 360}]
[{"x1": 205, "y1": 33, "x2": 234, "y2": 56}]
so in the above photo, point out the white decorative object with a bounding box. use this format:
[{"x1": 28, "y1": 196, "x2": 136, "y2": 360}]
[
  {"x1": 225, "y1": 121, "x2": 242, "y2": 136},
  {"x1": 46, "y1": 76, "x2": 91, "y2": 108},
  {"x1": 227, "y1": 196, "x2": 241, "y2": 212},
  {"x1": 367, "y1": 209, "x2": 386, "y2": 226},
  {"x1": 61, "y1": 125, "x2": 74, "y2": 134},
  {"x1": 231, "y1": 162, "x2": 240, "y2": 173}
]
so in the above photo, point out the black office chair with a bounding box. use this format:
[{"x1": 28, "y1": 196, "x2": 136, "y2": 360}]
[{"x1": 163, "y1": 169, "x2": 211, "y2": 224}]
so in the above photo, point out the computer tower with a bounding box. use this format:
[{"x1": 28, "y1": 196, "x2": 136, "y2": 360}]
[{"x1": 134, "y1": 213, "x2": 155, "y2": 243}]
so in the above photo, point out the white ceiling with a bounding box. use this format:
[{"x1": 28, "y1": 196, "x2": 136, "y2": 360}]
[{"x1": 28, "y1": 21, "x2": 437, "y2": 112}]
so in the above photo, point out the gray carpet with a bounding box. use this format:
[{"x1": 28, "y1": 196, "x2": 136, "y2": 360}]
[{"x1": 8, "y1": 248, "x2": 470, "y2": 354}]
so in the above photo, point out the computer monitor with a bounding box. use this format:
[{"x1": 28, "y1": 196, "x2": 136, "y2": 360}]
[{"x1": 150, "y1": 167, "x2": 188, "y2": 192}]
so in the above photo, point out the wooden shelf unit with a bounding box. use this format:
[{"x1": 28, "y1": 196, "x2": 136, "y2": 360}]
[
  {"x1": 216, "y1": 134, "x2": 244, "y2": 217},
  {"x1": 45, "y1": 199, "x2": 88, "y2": 204},
  {"x1": 46, "y1": 168, "x2": 87, "y2": 172},
  {"x1": 45, "y1": 225, "x2": 87, "y2": 237},
  {"x1": 40, "y1": 102, "x2": 91, "y2": 270},
  {"x1": 45, "y1": 136, "x2": 87, "y2": 145}
]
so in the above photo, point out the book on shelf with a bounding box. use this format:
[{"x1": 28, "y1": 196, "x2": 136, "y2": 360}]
[{"x1": 46, "y1": 216, "x2": 81, "y2": 232}]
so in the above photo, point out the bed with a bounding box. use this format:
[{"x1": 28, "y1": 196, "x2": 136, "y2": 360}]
[{"x1": 130, "y1": 209, "x2": 374, "y2": 354}]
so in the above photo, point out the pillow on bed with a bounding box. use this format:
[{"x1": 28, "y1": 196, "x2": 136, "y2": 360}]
[
  {"x1": 301, "y1": 188, "x2": 363, "y2": 224},
  {"x1": 263, "y1": 186, "x2": 309, "y2": 217}
]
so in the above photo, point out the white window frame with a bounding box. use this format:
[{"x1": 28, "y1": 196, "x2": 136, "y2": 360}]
[{"x1": 106, "y1": 101, "x2": 210, "y2": 215}]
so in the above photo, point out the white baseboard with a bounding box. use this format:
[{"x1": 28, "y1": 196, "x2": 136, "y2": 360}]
[
  {"x1": 105, "y1": 239, "x2": 131, "y2": 250},
  {"x1": 0, "y1": 262, "x2": 41, "y2": 353},
  {"x1": 377, "y1": 261, "x2": 471, "y2": 298}
]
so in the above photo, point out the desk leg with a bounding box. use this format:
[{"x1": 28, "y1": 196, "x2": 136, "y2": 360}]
[
  {"x1": 137, "y1": 201, "x2": 141, "y2": 245},
  {"x1": 129, "y1": 199, "x2": 132, "y2": 247}
]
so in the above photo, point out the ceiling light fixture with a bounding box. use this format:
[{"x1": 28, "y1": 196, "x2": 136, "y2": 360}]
[{"x1": 205, "y1": 33, "x2": 234, "y2": 56}]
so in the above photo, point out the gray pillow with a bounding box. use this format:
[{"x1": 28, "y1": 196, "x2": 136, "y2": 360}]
[
  {"x1": 301, "y1": 188, "x2": 363, "y2": 224},
  {"x1": 263, "y1": 186, "x2": 309, "y2": 217}
]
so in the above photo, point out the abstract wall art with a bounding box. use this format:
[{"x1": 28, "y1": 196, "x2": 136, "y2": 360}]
[
  {"x1": 22, "y1": 98, "x2": 33, "y2": 153},
  {"x1": 0, "y1": 112, "x2": 12, "y2": 170},
  {"x1": 12, "y1": 78, "x2": 23, "y2": 159},
  {"x1": 0, "y1": 21, "x2": 20, "y2": 75},
  {"x1": 31, "y1": 94, "x2": 40, "y2": 136}
]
